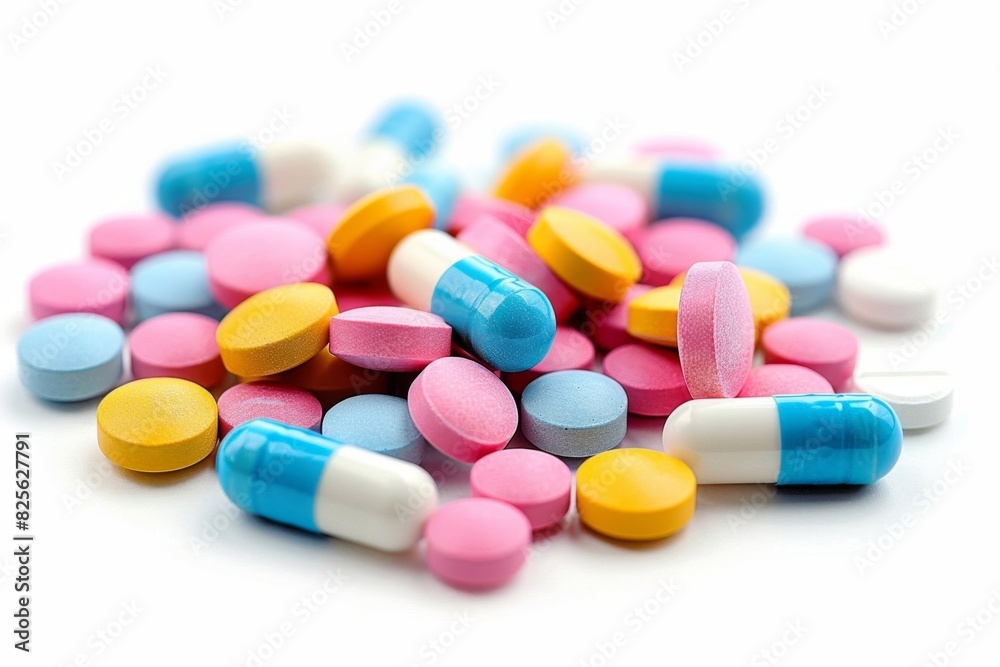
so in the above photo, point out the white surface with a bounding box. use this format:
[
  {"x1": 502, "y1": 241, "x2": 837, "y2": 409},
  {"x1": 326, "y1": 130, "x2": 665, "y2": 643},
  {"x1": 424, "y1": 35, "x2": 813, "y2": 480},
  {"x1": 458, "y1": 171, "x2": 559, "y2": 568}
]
[
  {"x1": 388, "y1": 230, "x2": 475, "y2": 311},
  {"x1": 2, "y1": 0, "x2": 998, "y2": 665},
  {"x1": 838, "y1": 246, "x2": 937, "y2": 328}
]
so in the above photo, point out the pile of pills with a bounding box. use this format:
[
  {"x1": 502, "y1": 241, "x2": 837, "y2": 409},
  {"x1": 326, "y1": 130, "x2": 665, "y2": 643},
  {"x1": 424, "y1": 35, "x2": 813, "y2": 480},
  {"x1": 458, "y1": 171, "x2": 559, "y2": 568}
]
[{"x1": 17, "y1": 101, "x2": 955, "y2": 590}]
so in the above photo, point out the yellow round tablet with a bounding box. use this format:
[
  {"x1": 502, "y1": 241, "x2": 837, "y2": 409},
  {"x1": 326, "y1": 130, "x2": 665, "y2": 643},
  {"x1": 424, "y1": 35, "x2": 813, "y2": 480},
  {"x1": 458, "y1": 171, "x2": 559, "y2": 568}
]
[
  {"x1": 493, "y1": 138, "x2": 577, "y2": 208},
  {"x1": 97, "y1": 378, "x2": 218, "y2": 473},
  {"x1": 576, "y1": 449, "x2": 696, "y2": 541},
  {"x1": 216, "y1": 282, "x2": 338, "y2": 377},
  {"x1": 671, "y1": 267, "x2": 790, "y2": 341},
  {"x1": 327, "y1": 185, "x2": 435, "y2": 282},
  {"x1": 528, "y1": 206, "x2": 641, "y2": 302},
  {"x1": 627, "y1": 285, "x2": 681, "y2": 346}
]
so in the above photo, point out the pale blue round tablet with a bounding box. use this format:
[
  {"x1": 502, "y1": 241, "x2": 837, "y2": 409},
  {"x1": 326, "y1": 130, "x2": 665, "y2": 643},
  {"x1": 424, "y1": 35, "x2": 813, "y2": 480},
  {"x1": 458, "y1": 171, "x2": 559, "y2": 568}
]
[
  {"x1": 321, "y1": 394, "x2": 426, "y2": 464},
  {"x1": 18, "y1": 314, "x2": 124, "y2": 402},
  {"x1": 131, "y1": 250, "x2": 227, "y2": 322},
  {"x1": 738, "y1": 237, "x2": 837, "y2": 314},
  {"x1": 520, "y1": 370, "x2": 628, "y2": 458}
]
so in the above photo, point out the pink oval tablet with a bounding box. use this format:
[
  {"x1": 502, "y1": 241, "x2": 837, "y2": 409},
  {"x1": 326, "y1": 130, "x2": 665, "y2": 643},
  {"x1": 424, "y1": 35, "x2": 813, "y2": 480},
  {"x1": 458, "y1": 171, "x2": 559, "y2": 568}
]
[
  {"x1": 548, "y1": 183, "x2": 649, "y2": 242},
  {"x1": 761, "y1": 318, "x2": 858, "y2": 391},
  {"x1": 334, "y1": 283, "x2": 402, "y2": 311},
  {"x1": 637, "y1": 219, "x2": 737, "y2": 286},
  {"x1": 457, "y1": 217, "x2": 579, "y2": 322},
  {"x1": 88, "y1": 214, "x2": 176, "y2": 269},
  {"x1": 601, "y1": 343, "x2": 691, "y2": 416},
  {"x1": 328, "y1": 306, "x2": 452, "y2": 372},
  {"x1": 502, "y1": 327, "x2": 595, "y2": 394},
  {"x1": 424, "y1": 498, "x2": 531, "y2": 589},
  {"x1": 801, "y1": 214, "x2": 886, "y2": 259},
  {"x1": 448, "y1": 193, "x2": 535, "y2": 237},
  {"x1": 588, "y1": 284, "x2": 653, "y2": 351},
  {"x1": 471, "y1": 449, "x2": 572, "y2": 530},
  {"x1": 217, "y1": 381, "x2": 322, "y2": 437},
  {"x1": 28, "y1": 259, "x2": 129, "y2": 324},
  {"x1": 286, "y1": 203, "x2": 348, "y2": 240},
  {"x1": 128, "y1": 312, "x2": 225, "y2": 387},
  {"x1": 177, "y1": 202, "x2": 267, "y2": 251},
  {"x1": 205, "y1": 220, "x2": 329, "y2": 308},
  {"x1": 408, "y1": 357, "x2": 518, "y2": 463},
  {"x1": 737, "y1": 364, "x2": 834, "y2": 398},
  {"x1": 677, "y1": 261, "x2": 755, "y2": 398},
  {"x1": 633, "y1": 138, "x2": 720, "y2": 161}
]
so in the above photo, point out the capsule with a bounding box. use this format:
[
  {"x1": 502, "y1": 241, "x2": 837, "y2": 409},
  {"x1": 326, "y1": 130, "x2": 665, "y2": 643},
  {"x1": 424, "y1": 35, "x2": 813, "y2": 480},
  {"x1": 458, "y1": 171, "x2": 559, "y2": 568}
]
[
  {"x1": 387, "y1": 229, "x2": 556, "y2": 372},
  {"x1": 217, "y1": 419, "x2": 438, "y2": 552},
  {"x1": 662, "y1": 394, "x2": 903, "y2": 485}
]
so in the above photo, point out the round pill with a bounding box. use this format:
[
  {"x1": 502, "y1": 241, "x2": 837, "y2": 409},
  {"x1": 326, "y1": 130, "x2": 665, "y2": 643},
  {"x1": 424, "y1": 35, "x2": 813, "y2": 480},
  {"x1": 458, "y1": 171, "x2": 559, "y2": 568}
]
[
  {"x1": 500, "y1": 125, "x2": 586, "y2": 161},
  {"x1": 738, "y1": 237, "x2": 837, "y2": 314},
  {"x1": 677, "y1": 261, "x2": 755, "y2": 398},
  {"x1": 328, "y1": 306, "x2": 452, "y2": 372},
  {"x1": 520, "y1": 370, "x2": 628, "y2": 457},
  {"x1": 17, "y1": 314, "x2": 124, "y2": 402},
  {"x1": 633, "y1": 138, "x2": 720, "y2": 161},
  {"x1": 286, "y1": 202, "x2": 347, "y2": 239},
  {"x1": 470, "y1": 449, "x2": 572, "y2": 530},
  {"x1": 88, "y1": 213, "x2": 176, "y2": 269},
  {"x1": 502, "y1": 326, "x2": 595, "y2": 394},
  {"x1": 528, "y1": 206, "x2": 641, "y2": 302},
  {"x1": 217, "y1": 381, "x2": 322, "y2": 437},
  {"x1": 837, "y1": 247, "x2": 937, "y2": 329},
  {"x1": 636, "y1": 219, "x2": 736, "y2": 286},
  {"x1": 334, "y1": 283, "x2": 402, "y2": 311},
  {"x1": 97, "y1": 378, "x2": 218, "y2": 472},
  {"x1": 129, "y1": 313, "x2": 224, "y2": 387},
  {"x1": 852, "y1": 370, "x2": 954, "y2": 430},
  {"x1": 28, "y1": 259, "x2": 129, "y2": 325},
  {"x1": 737, "y1": 364, "x2": 834, "y2": 398},
  {"x1": 276, "y1": 345, "x2": 390, "y2": 410},
  {"x1": 601, "y1": 344, "x2": 691, "y2": 416},
  {"x1": 802, "y1": 214, "x2": 885, "y2": 259},
  {"x1": 761, "y1": 318, "x2": 858, "y2": 391},
  {"x1": 590, "y1": 284, "x2": 654, "y2": 351},
  {"x1": 447, "y1": 193, "x2": 535, "y2": 237},
  {"x1": 177, "y1": 202, "x2": 266, "y2": 251},
  {"x1": 322, "y1": 394, "x2": 426, "y2": 463},
  {"x1": 735, "y1": 268, "x2": 791, "y2": 340},
  {"x1": 407, "y1": 357, "x2": 518, "y2": 463},
  {"x1": 216, "y1": 283, "x2": 338, "y2": 377},
  {"x1": 494, "y1": 138, "x2": 577, "y2": 209},
  {"x1": 548, "y1": 183, "x2": 649, "y2": 241},
  {"x1": 576, "y1": 449, "x2": 696, "y2": 541},
  {"x1": 627, "y1": 284, "x2": 681, "y2": 347},
  {"x1": 424, "y1": 498, "x2": 532, "y2": 589},
  {"x1": 130, "y1": 250, "x2": 226, "y2": 322}
]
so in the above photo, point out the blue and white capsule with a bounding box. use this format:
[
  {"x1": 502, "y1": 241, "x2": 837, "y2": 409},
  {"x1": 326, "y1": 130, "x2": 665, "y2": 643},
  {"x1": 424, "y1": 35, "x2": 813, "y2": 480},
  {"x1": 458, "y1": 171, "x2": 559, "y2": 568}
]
[
  {"x1": 662, "y1": 394, "x2": 903, "y2": 485},
  {"x1": 217, "y1": 419, "x2": 438, "y2": 552},
  {"x1": 387, "y1": 229, "x2": 556, "y2": 373}
]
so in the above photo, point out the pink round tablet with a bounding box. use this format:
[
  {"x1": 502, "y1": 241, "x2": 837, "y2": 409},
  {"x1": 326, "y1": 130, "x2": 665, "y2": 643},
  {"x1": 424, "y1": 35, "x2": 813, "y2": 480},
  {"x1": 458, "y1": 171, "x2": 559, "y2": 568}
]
[
  {"x1": 548, "y1": 183, "x2": 649, "y2": 241},
  {"x1": 457, "y1": 217, "x2": 579, "y2": 322},
  {"x1": 588, "y1": 284, "x2": 653, "y2": 351},
  {"x1": 204, "y1": 220, "x2": 329, "y2": 308},
  {"x1": 128, "y1": 312, "x2": 225, "y2": 387},
  {"x1": 470, "y1": 449, "x2": 572, "y2": 530},
  {"x1": 737, "y1": 364, "x2": 834, "y2": 398},
  {"x1": 328, "y1": 306, "x2": 452, "y2": 372},
  {"x1": 408, "y1": 357, "x2": 518, "y2": 463},
  {"x1": 677, "y1": 261, "x2": 754, "y2": 399},
  {"x1": 601, "y1": 343, "x2": 691, "y2": 416},
  {"x1": 286, "y1": 203, "x2": 348, "y2": 240},
  {"x1": 801, "y1": 214, "x2": 886, "y2": 259},
  {"x1": 633, "y1": 138, "x2": 720, "y2": 161},
  {"x1": 334, "y1": 283, "x2": 401, "y2": 311},
  {"x1": 217, "y1": 381, "x2": 322, "y2": 437},
  {"x1": 761, "y1": 318, "x2": 858, "y2": 391},
  {"x1": 28, "y1": 259, "x2": 129, "y2": 324},
  {"x1": 637, "y1": 219, "x2": 736, "y2": 286},
  {"x1": 448, "y1": 193, "x2": 535, "y2": 236},
  {"x1": 177, "y1": 202, "x2": 266, "y2": 251},
  {"x1": 502, "y1": 327, "x2": 595, "y2": 394},
  {"x1": 424, "y1": 498, "x2": 531, "y2": 589},
  {"x1": 88, "y1": 213, "x2": 176, "y2": 269}
]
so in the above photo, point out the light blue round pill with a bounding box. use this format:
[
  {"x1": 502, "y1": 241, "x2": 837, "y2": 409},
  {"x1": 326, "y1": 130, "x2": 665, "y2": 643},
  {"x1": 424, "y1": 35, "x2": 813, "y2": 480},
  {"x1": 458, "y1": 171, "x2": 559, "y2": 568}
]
[
  {"x1": 18, "y1": 314, "x2": 124, "y2": 402},
  {"x1": 520, "y1": 370, "x2": 628, "y2": 458},
  {"x1": 738, "y1": 237, "x2": 837, "y2": 314},
  {"x1": 131, "y1": 250, "x2": 227, "y2": 322},
  {"x1": 321, "y1": 394, "x2": 426, "y2": 464}
]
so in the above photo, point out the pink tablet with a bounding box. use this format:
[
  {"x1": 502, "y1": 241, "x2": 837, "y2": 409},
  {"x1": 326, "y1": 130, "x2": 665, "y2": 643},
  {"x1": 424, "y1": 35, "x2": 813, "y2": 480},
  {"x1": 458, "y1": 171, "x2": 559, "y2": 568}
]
[
  {"x1": 217, "y1": 381, "x2": 323, "y2": 437},
  {"x1": 548, "y1": 183, "x2": 649, "y2": 242},
  {"x1": 737, "y1": 364, "x2": 834, "y2": 397},
  {"x1": 802, "y1": 214, "x2": 885, "y2": 259},
  {"x1": 502, "y1": 326, "x2": 594, "y2": 394},
  {"x1": 636, "y1": 219, "x2": 736, "y2": 286},
  {"x1": 447, "y1": 193, "x2": 535, "y2": 236},
  {"x1": 88, "y1": 213, "x2": 176, "y2": 269},
  {"x1": 28, "y1": 259, "x2": 129, "y2": 324},
  {"x1": 601, "y1": 343, "x2": 691, "y2": 416},
  {"x1": 286, "y1": 203, "x2": 348, "y2": 240},
  {"x1": 328, "y1": 306, "x2": 452, "y2": 372},
  {"x1": 471, "y1": 449, "x2": 572, "y2": 530},
  {"x1": 761, "y1": 318, "x2": 858, "y2": 391},
  {"x1": 177, "y1": 202, "x2": 266, "y2": 251},
  {"x1": 128, "y1": 312, "x2": 225, "y2": 387},
  {"x1": 588, "y1": 284, "x2": 653, "y2": 351}
]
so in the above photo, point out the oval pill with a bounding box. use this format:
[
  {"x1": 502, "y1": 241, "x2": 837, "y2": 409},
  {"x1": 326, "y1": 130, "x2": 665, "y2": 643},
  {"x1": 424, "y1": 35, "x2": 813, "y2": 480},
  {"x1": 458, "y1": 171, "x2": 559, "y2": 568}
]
[
  {"x1": 470, "y1": 449, "x2": 572, "y2": 530},
  {"x1": 88, "y1": 213, "x2": 176, "y2": 269},
  {"x1": 494, "y1": 138, "x2": 577, "y2": 209},
  {"x1": 322, "y1": 394, "x2": 426, "y2": 464},
  {"x1": 802, "y1": 214, "x2": 885, "y2": 259},
  {"x1": 448, "y1": 192, "x2": 536, "y2": 237},
  {"x1": 737, "y1": 364, "x2": 834, "y2": 397},
  {"x1": 837, "y1": 247, "x2": 937, "y2": 329},
  {"x1": 128, "y1": 313, "x2": 225, "y2": 387},
  {"x1": 852, "y1": 370, "x2": 954, "y2": 431},
  {"x1": 217, "y1": 381, "x2": 322, "y2": 437},
  {"x1": 601, "y1": 343, "x2": 690, "y2": 416},
  {"x1": 286, "y1": 202, "x2": 348, "y2": 239},
  {"x1": 761, "y1": 318, "x2": 858, "y2": 391},
  {"x1": 328, "y1": 306, "x2": 452, "y2": 372},
  {"x1": 549, "y1": 183, "x2": 649, "y2": 242},
  {"x1": 177, "y1": 202, "x2": 267, "y2": 251},
  {"x1": 627, "y1": 284, "x2": 681, "y2": 347},
  {"x1": 739, "y1": 237, "x2": 837, "y2": 314},
  {"x1": 130, "y1": 250, "x2": 226, "y2": 322},
  {"x1": 28, "y1": 259, "x2": 129, "y2": 325},
  {"x1": 636, "y1": 219, "x2": 736, "y2": 286}
]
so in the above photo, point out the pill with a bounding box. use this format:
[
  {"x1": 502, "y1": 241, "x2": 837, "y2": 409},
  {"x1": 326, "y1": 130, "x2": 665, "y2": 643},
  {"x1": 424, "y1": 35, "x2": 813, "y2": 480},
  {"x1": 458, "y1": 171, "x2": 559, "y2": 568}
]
[
  {"x1": 388, "y1": 229, "x2": 556, "y2": 372},
  {"x1": 677, "y1": 261, "x2": 754, "y2": 398},
  {"x1": 548, "y1": 183, "x2": 649, "y2": 242},
  {"x1": 675, "y1": 267, "x2": 791, "y2": 340},
  {"x1": 328, "y1": 185, "x2": 435, "y2": 283},
  {"x1": 276, "y1": 345, "x2": 390, "y2": 410},
  {"x1": 663, "y1": 394, "x2": 903, "y2": 484},
  {"x1": 128, "y1": 313, "x2": 225, "y2": 387},
  {"x1": 322, "y1": 394, "x2": 426, "y2": 464},
  {"x1": 130, "y1": 250, "x2": 226, "y2": 322},
  {"x1": 328, "y1": 306, "x2": 452, "y2": 372},
  {"x1": 286, "y1": 202, "x2": 348, "y2": 239},
  {"x1": 738, "y1": 237, "x2": 837, "y2": 314},
  {"x1": 837, "y1": 247, "x2": 937, "y2": 329},
  {"x1": 97, "y1": 377, "x2": 218, "y2": 472},
  {"x1": 88, "y1": 213, "x2": 176, "y2": 269},
  {"x1": 520, "y1": 370, "x2": 627, "y2": 457},
  {"x1": 424, "y1": 498, "x2": 531, "y2": 589},
  {"x1": 601, "y1": 344, "x2": 690, "y2": 416},
  {"x1": 502, "y1": 326, "x2": 595, "y2": 394},
  {"x1": 404, "y1": 168, "x2": 462, "y2": 229},
  {"x1": 528, "y1": 207, "x2": 642, "y2": 302},
  {"x1": 852, "y1": 370, "x2": 954, "y2": 431},
  {"x1": 334, "y1": 283, "x2": 402, "y2": 311},
  {"x1": 218, "y1": 381, "x2": 322, "y2": 437},
  {"x1": 494, "y1": 138, "x2": 577, "y2": 209},
  {"x1": 761, "y1": 318, "x2": 858, "y2": 391},
  {"x1": 28, "y1": 259, "x2": 129, "y2": 325},
  {"x1": 407, "y1": 357, "x2": 518, "y2": 463},
  {"x1": 470, "y1": 449, "x2": 572, "y2": 530},
  {"x1": 216, "y1": 283, "x2": 338, "y2": 377},
  {"x1": 205, "y1": 220, "x2": 329, "y2": 308},
  {"x1": 802, "y1": 214, "x2": 885, "y2": 258},
  {"x1": 18, "y1": 314, "x2": 124, "y2": 402},
  {"x1": 500, "y1": 125, "x2": 586, "y2": 160},
  {"x1": 447, "y1": 192, "x2": 535, "y2": 236},
  {"x1": 633, "y1": 138, "x2": 720, "y2": 161},
  {"x1": 590, "y1": 284, "x2": 653, "y2": 350},
  {"x1": 737, "y1": 364, "x2": 834, "y2": 397},
  {"x1": 576, "y1": 449, "x2": 696, "y2": 541},
  {"x1": 177, "y1": 202, "x2": 267, "y2": 251},
  {"x1": 627, "y1": 285, "x2": 681, "y2": 346},
  {"x1": 217, "y1": 419, "x2": 438, "y2": 552},
  {"x1": 635, "y1": 219, "x2": 736, "y2": 286}
]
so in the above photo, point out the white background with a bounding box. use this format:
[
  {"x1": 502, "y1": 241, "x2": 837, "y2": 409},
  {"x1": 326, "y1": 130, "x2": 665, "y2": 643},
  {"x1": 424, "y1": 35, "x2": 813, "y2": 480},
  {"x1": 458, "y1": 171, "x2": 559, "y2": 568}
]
[{"x1": 2, "y1": 1, "x2": 999, "y2": 665}]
